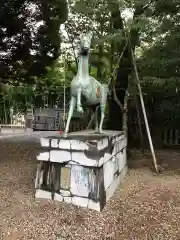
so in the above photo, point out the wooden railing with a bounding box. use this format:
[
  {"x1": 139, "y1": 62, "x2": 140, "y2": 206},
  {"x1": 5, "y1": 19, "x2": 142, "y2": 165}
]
[
  {"x1": 163, "y1": 128, "x2": 180, "y2": 146},
  {"x1": 69, "y1": 121, "x2": 86, "y2": 132},
  {"x1": 0, "y1": 124, "x2": 25, "y2": 128},
  {"x1": 0, "y1": 124, "x2": 26, "y2": 133}
]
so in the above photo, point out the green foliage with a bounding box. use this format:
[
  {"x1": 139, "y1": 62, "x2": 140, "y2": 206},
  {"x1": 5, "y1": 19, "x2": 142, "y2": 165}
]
[
  {"x1": 1, "y1": 0, "x2": 180, "y2": 129},
  {"x1": 136, "y1": 0, "x2": 180, "y2": 78},
  {"x1": 140, "y1": 77, "x2": 180, "y2": 128},
  {"x1": 0, "y1": 0, "x2": 68, "y2": 84}
]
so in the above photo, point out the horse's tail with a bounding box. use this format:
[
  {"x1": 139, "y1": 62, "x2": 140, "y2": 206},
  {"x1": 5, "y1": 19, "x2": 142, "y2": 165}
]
[{"x1": 102, "y1": 83, "x2": 110, "y2": 95}]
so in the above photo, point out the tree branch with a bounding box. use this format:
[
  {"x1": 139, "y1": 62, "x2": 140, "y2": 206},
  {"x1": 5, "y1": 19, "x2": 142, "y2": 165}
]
[{"x1": 113, "y1": 86, "x2": 124, "y2": 112}]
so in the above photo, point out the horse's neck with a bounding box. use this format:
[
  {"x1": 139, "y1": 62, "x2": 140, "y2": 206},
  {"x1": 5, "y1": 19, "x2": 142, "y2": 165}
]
[{"x1": 77, "y1": 55, "x2": 89, "y2": 81}]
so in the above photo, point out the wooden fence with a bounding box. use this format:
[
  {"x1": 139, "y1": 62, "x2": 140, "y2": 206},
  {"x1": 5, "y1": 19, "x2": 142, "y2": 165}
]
[{"x1": 163, "y1": 128, "x2": 180, "y2": 146}]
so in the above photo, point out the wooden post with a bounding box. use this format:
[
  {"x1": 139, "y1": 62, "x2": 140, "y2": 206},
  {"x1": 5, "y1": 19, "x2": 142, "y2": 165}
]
[
  {"x1": 134, "y1": 94, "x2": 144, "y2": 154},
  {"x1": 131, "y1": 48, "x2": 159, "y2": 174}
]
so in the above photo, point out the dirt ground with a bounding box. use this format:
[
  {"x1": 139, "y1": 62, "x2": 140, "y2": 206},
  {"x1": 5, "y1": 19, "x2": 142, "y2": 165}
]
[{"x1": 1, "y1": 143, "x2": 180, "y2": 240}]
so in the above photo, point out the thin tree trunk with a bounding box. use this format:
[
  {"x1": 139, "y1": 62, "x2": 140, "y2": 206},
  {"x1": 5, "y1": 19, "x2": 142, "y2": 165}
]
[
  {"x1": 66, "y1": 31, "x2": 78, "y2": 70},
  {"x1": 4, "y1": 100, "x2": 7, "y2": 124},
  {"x1": 97, "y1": 45, "x2": 103, "y2": 80},
  {"x1": 108, "y1": 3, "x2": 151, "y2": 131},
  {"x1": 108, "y1": 7, "x2": 130, "y2": 130},
  {"x1": 130, "y1": 74, "x2": 144, "y2": 153},
  {"x1": 123, "y1": 85, "x2": 129, "y2": 139},
  {"x1": 110, "y1": 14, "x2": 114, "y2": 74}
]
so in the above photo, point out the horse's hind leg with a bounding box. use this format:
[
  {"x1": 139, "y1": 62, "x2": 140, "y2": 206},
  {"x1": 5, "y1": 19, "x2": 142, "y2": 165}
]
[
  {"x1": 64, "y1": 96, "x2": 76, "y2": 137},
  {"x1": 95, "y1": 106, "x2": 99, "y2": 132},
  {"x1": 86, "y1": 105, "x2": 99, "y2": 132},
  {"x1": 87, "y1": 110, "x2": 95, "y2": 130}
]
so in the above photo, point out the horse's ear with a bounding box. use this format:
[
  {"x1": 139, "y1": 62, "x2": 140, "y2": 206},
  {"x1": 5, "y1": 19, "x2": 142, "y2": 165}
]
[
  {"x1": 88, "y1": 31, "x2": 93, "y2": 40},
  {"x1": 80, "y1": 33, "x2": 85, "y2": 40}
]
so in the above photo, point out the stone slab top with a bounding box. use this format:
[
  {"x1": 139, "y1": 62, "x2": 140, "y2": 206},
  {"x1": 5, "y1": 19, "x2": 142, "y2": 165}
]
[
  {"x1": 43, "y1": 130, "x2": 123, "y2": 140},
  {"x1": 40, "y1": 130, "x2": 124, "y2": 151}
]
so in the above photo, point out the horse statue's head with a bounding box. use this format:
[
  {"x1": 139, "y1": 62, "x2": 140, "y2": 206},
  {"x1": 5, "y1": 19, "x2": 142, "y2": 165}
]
[{"x1": 79, "y1": 31, "x2": 93, "y2": 56}]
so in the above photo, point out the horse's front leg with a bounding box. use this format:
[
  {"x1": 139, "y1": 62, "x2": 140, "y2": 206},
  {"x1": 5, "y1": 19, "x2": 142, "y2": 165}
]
[
  {"x1": 77, "y1": 88, "x2": 84, "y2": 113},
  {"x1": 99, "y1": 104, "x2": 105, "y2": 134},
  {"x1": 64, "y1": 96, "x2": 76, "y2": 137},
  {"x1": 99, "y1": 85, "x2": 108, "y2": 133}
]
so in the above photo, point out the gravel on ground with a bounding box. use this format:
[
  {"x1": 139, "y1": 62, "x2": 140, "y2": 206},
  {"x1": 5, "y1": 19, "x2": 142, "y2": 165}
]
[{"x1": 0, "y1": 144, "x2": 180, "y2": 240}]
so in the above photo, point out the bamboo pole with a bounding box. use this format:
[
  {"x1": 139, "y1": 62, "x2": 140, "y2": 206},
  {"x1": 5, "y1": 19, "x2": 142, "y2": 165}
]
[
  {"x1": 134, "y1": 93, "x2": 144, "y2": 154},
  {"x1": 131, "y1": 48, "x2": 159, "y2": 174}
]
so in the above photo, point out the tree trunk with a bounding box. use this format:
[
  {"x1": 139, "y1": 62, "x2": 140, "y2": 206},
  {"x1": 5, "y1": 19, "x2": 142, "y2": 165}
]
[
  {"x1": 110, "y1": 14, "x2": 115, "y2": 74},
  {"x1": 107, "y1": 4, "x2": 146, "y2": 131},
  {"x1": 123, "y1": 85, "x2": 129, "y2": 139},
  {"x1": 107, "y1": 8, "x2": 131, "y2": 130},
  {"x1": 97, "y1": 18, "x2": 104, "y2": 81},
  {"x1": 4, "y1": 100, "x2": 7, "y2": 124},
  {"x1": 97, "y1": 45, "x2": 103, "y2": 80}
]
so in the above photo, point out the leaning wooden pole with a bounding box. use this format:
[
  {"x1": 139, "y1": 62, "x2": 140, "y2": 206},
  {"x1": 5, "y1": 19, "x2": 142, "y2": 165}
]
[
  {"x1": 134, "y1": 94, "x2": 144, "y2": 154},
  {"x1": 131, "y1": 48, "x2": 159, "y2": 174}
]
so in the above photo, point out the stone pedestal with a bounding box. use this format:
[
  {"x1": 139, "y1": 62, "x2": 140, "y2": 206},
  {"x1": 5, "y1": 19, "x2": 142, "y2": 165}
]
[{"x1": 35, "y1": 130, "x2": 128, "y2": 211}]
